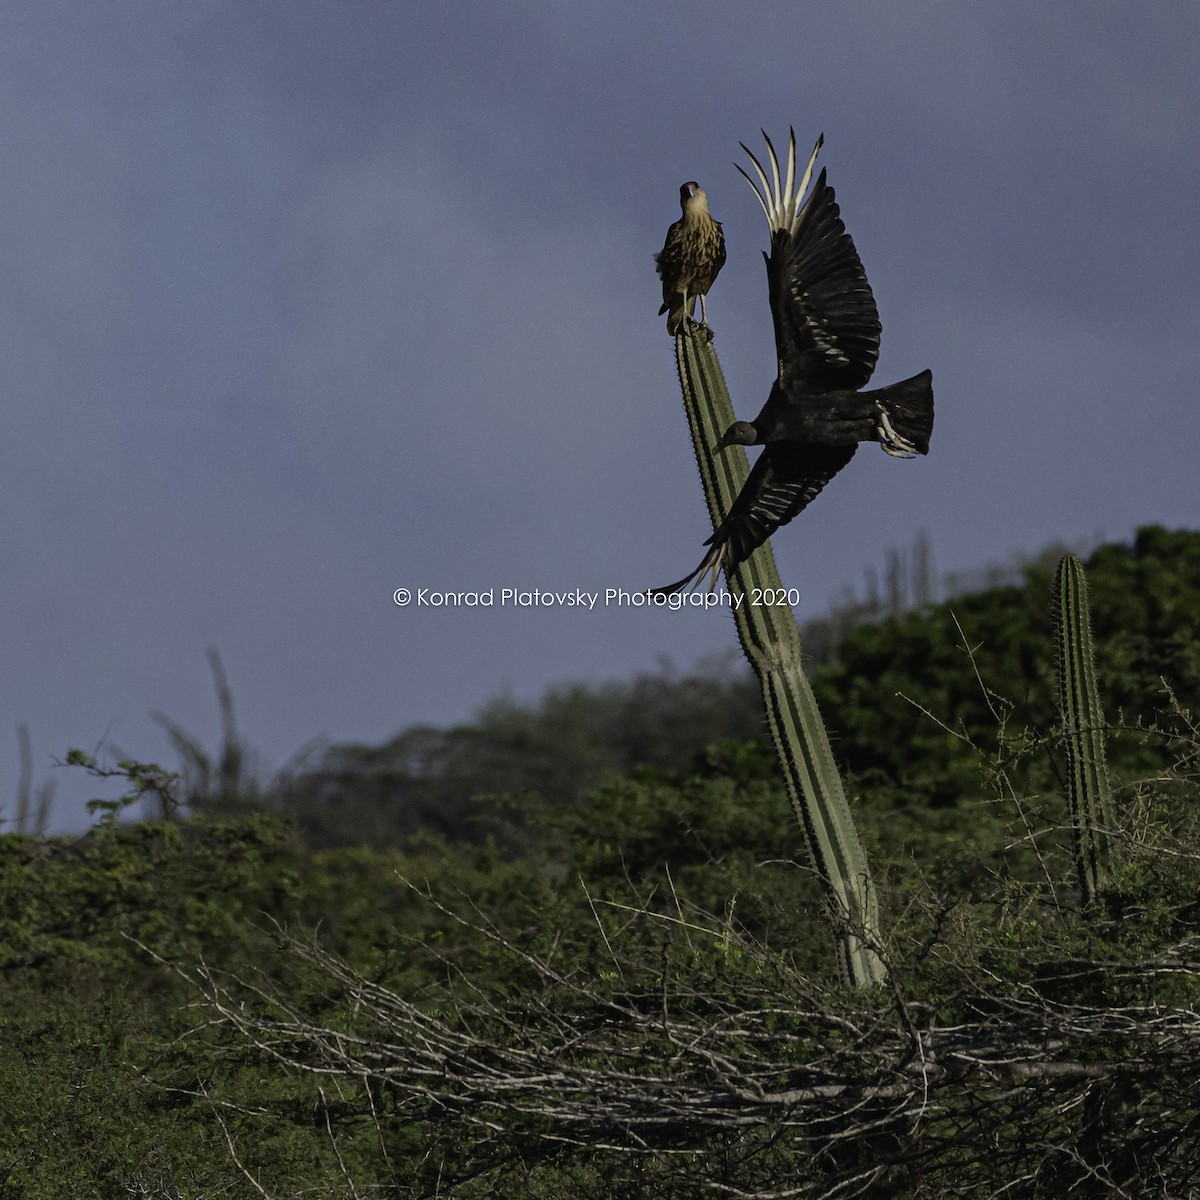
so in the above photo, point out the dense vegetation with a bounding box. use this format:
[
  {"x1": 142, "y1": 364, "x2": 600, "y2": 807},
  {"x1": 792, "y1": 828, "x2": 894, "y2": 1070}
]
[{"x1": 2, "y1": 526, "x2": 1198, "y2": 1197}]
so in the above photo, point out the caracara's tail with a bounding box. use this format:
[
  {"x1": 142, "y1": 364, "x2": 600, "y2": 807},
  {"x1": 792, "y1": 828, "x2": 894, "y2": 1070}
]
[{"x1": 869, "y1": 369, "x2": 934, "y2": 458}]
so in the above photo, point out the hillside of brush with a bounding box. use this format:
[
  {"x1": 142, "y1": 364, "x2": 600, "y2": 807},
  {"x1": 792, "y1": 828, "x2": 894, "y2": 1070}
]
[{"x1": 2, "y1": 525, "x2": 1198, "y2": 1197}]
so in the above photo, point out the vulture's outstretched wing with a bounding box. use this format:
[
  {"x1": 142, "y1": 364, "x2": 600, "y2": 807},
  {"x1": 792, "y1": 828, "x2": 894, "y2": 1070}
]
[
  {"x1": 738, "y1": 130, "x2": 880, "y2": 392},
  {"x1": 652, "y1": 442, "x2": 857, "y2": 595}
]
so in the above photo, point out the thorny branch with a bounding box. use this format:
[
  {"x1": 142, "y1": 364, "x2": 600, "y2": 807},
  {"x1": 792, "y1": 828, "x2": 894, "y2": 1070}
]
[{"x1": 168, "y1": 876, "x2": 1200, "y2": 1199}]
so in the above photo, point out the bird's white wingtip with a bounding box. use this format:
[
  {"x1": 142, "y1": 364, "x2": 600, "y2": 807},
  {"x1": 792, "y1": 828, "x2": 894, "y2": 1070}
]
[{"x1": 737, "y1": 127, "x2": 823, "y2": 236}]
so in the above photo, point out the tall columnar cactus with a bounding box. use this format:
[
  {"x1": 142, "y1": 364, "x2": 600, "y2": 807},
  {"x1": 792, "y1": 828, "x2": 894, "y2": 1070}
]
[
  {"x1": 1053, "y1": 553, "x2": 1114, "y2": 906},
  {"x1": 672, "y1": 326, "x2": 885, "y2": 987}
]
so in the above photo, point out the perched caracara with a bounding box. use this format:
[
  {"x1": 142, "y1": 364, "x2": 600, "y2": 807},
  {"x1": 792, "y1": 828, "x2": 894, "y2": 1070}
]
[
  {"x1": 655, "y1": 182, "x2": 726, "y2": 335},
  {"x1": 654, "y1": 130, "x2": 934, "y2": 594}
]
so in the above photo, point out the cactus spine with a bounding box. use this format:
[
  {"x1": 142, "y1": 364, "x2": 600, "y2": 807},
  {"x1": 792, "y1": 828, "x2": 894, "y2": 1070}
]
[
  {"x1": 1053, "y1": 554, "x2": 1113, "y2": 905},
  {"x1": 673, "y1": 327, "x2": 885, "y2": 986}
]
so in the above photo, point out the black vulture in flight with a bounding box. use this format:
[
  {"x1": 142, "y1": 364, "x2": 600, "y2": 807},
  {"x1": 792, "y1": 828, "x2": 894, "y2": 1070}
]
[
  {"x1": 655, "y1": 182, "x2": 727, "y2": 335},
  {"x1": 654, "y1": 131, "x2": 934, "y2": 595}
]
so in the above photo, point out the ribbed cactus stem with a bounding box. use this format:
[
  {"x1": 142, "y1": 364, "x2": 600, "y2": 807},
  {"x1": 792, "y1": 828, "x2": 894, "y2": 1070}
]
[
  {"x1": 1054, "y1": 554, "x2": 1113, "y2": 906},
  {"x1": 674, "y1": 327, "x2": 885, "y2": 986}
]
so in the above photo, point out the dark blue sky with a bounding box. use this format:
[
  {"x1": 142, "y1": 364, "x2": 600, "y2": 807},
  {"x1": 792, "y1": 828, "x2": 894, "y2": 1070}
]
[{"x1": 2, "y1": 2, "x2": 1197, "y2": 829}]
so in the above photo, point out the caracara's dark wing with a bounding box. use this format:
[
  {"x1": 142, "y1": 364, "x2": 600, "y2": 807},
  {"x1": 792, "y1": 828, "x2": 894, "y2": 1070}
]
[
  {"x1": 738, "y1": 130, "x2": 880, "y2": 392},
  {"x1": 652, "y1": 442, "x2": 856, "y2": 595},
  {"x1": 655, "y1": 218, "x2": 686, "y2": 305}
]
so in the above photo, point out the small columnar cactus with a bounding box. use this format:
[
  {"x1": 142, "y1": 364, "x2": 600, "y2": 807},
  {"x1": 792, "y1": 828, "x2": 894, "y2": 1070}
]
[{"x1": 1053, "y1": 554, "x2": 1114, "y2": 906}]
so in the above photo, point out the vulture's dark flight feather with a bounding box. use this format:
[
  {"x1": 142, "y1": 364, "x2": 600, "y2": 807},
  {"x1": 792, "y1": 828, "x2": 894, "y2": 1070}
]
[
  {"x1": 654, "y1": 130, "x2": 934, "y2": 595},
  {"x1": 655, "y1": 182, "x2": 726, "y2": 335}
]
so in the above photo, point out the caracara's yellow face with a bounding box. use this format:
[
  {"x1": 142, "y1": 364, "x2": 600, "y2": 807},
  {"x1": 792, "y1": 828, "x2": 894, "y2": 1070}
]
[{"x1": 680, "y1": 181, "x2": 710, "y2": 219}]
